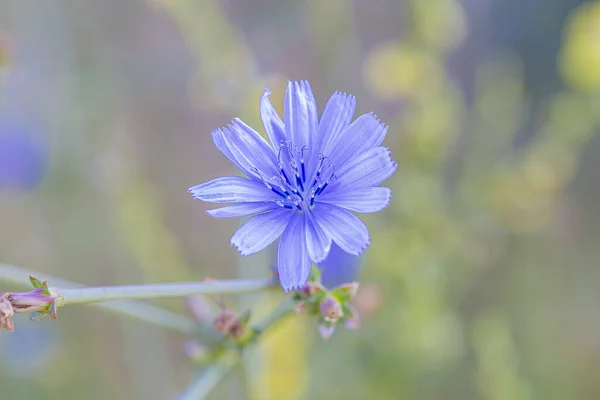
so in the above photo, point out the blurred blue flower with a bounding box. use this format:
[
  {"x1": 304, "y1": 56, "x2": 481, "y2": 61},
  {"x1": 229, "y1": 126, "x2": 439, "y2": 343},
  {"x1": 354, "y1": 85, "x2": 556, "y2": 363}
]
[
  {"x1": 0, "y1": 316, "x2": 58, "y2": 377},
  {"x1": 319, "y1": 243, "x2": 361, "y2": 288},
  {"x1": 190, "y1": 81, "x2": 396, "y2": 290},
  {"x1": 0, "y1": 114, "x2": 46, "y2": 191}
]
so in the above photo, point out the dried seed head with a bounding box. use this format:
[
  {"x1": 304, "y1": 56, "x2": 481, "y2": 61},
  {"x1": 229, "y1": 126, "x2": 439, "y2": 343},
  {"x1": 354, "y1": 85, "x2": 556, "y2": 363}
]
[{"x1": 0, "y1": 293, "x2": 15, "y2": 332}]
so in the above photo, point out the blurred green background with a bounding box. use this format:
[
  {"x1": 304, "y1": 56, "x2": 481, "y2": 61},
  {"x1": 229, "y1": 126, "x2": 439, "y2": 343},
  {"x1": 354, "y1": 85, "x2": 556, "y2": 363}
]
[{"x1": 1, "y1": 0, "x2": 600, "y2": 399}]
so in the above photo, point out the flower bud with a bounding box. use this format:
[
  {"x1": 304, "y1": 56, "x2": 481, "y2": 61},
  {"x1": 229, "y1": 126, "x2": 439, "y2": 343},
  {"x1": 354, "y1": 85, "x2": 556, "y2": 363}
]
[
  {"x1": 343, "y1": 304, "x2": 360, "y2": 330},
  {"x1": 319, "y1": 295, "x2": 344, "y2": 322},
  {"x1": 184, "y1": 341, "x2": 207, "y2": 361},
  {"x1": 295, "y1": 301, "x2": 308, "y2": 315},
  {"x1": 8, "y1": 288, "x2": 58, "y2": 315},
  {"x1": 212, "y1": 309, "x2": 245, "y2": 339},
  {"x1": 317, "y1": 323, "x2": 336, "y2": 340},
  {"x1": 298, "y1": 281, "x2": 326, "y2": 298},
  {"x1": 353, "y1": 283, "x2": 383, "y2": 318},
  {"x1": 0, "y1": 35, "x2": 11, "y2": 69},
  {"x1": 185, "y1": 295, "x2": 211, "y2": 324}
]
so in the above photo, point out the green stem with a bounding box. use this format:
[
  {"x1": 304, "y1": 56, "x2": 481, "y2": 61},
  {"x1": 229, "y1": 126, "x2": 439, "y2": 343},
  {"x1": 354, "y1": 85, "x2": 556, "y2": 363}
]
[
  {"x1": 176, "y1": 355, "x2": 237, "y2": 400},
  {"x1": 58, "y1": 278, "x2": 273, "y2": 305},
  {"x1": 0, "y1": 263, "x2": 198, "y2": 335},
  {"x1": 176, "y1": 298, "x2": 295, "y2": 400}
]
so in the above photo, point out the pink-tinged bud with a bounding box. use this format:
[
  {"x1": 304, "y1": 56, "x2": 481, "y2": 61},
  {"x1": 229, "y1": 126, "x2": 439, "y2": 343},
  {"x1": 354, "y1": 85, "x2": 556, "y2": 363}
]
[
  {"x1": 8, "y1": 288, "x2": 58, "y2": 314},
  {"x1": 295, "y1": 301, "x2": 308, "y2": 315},
  {"x1": 212, "y1": 309, "x2": 245, "y2": 339},
  {"x1": 319, "y1": 295, "x2": 344, "y2": 322},
  {"x1": 318, "y1": 324, "x2": 336, "y2": 340},
  {"x1": 298, "y1": 281, "x2": 326, "y2": 297},
  {"x1": 0, "y1": 293, "x2": 15, "y2": 332},
  {"x1": 0, "y1": 35, "x2": 11, "y2": 68},
  {"x1": 0, "y1": 276, "x2": 61, "y2": 331},
  {"x1": 343, "y1": 304, "x2": 360, "y2": 330},
  {"x1": 353, "y1": 284, "x2": 383, "y2": 318},
  {"x1": 184, "y1": 341, "x2": 207, "y2": 361},
  {"x1": 186, "y1": 296, "x2": 211, "y2": 324}
]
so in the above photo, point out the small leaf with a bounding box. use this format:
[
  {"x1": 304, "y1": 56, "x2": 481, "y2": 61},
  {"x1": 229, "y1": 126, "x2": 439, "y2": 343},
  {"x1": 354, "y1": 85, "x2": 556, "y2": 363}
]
[
  {"x1": 331, "y1": 282, "x2": 359, "y2": 303},
  {"x1": 29, "y1": 275, "x2": 43, "y2": 289}
]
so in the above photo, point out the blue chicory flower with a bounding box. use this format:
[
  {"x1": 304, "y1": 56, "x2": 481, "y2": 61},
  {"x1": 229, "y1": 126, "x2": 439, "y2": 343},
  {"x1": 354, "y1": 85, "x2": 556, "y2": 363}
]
[
  {"x1": 0, "y1": 115, "x2": 46, "y2": 191},
  {"x1": 319, "y1": 243, "x2": 361, "y2": 288},
  {"x1": 189, "y1": 81, "x2": 396, "y2": 291}
]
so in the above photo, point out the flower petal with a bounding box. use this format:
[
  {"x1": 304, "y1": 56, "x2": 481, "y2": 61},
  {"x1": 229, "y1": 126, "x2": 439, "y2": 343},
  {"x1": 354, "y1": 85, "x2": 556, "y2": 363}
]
[
  {"x1": 231, "y1": 208, "x2": 294, "y2": 256},
  {"x1": 284, "y1": 81, "x2": 318, "y2": 149},
  {"x1": 312, "y1": 203, "x2": 369, "y2": 255},
  {"x1": 278, "y1": 213, "x2": 312, "y2": 291},
  {"x1": 305, "y1": 211, "x2": 332, "y2": 263},
  {"x1": 317, "y1": 187, "x2": 392, "y2": 213},
  {"x1": 221, "y1": 119, "x2": 279, "y2": 179},
  {"x1": 333, "y1": 147, "x2": 397, "y2": 189},
  {"x1": 260, "y1": 87, "x2": 286, "y2": 150},
  {"x1": 316, "y1": 91, "x2": 356, "y2": 156},
  {"x1": 328, "y1": 113, "x2": 388, "y2": 169},
  {"x1": 212, "y1": 128, "x2": 254, "y2": 177},
  {"x1": 189, "y1": 177, "x2": 274, "y2": 204},
  {"x1": 207, "y1": 202, "x2": 280, "y2": 218}
]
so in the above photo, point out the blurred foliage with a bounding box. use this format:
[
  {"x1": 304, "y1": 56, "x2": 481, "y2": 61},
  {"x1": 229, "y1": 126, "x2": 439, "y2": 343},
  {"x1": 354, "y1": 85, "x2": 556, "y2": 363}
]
[{"x1": 1, "y1": 0, "x2": 600, "y2": 399}]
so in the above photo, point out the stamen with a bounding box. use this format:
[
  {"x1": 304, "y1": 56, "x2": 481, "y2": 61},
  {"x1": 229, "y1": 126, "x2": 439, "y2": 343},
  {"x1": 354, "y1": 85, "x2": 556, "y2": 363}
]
[
  {"x1": 251, "y1": 167, "x2": 272, "y2": 190},
  {"x1": 285, "y1": 141, "x2": 294, "y2": 159},
  {"x1": 280, "y1": 168, "x2": 293, "y2": 187},
  {"x1": 296, "y1": 174, "x2": 305, "y2": 192},
  {"x1": 299, "y1": 145, "x2": 308, "y2": 183},
  {"x1": 272, "y1": 143, "x2": 336, "y2": 212},
  {"x1": 315, "y1": 182, "x2": 328, "y2": 197},
  {"x1": 271, "y1": 186, "x2": 288, "y2": 199}
]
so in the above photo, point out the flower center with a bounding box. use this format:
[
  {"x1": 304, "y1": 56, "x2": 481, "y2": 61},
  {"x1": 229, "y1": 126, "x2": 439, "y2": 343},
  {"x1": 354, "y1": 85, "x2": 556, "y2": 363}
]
[{"x1": 257, "y1": 141, "x2": 336, "y2": 212}]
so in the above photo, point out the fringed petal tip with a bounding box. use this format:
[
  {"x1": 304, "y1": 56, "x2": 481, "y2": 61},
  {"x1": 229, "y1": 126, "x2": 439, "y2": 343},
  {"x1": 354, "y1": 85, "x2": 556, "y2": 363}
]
[
  {"x1": 188, "y1": 184, "x2": 203, "y2": 199},
  {"x1": 289, "y1": 79, "x2": 311, "y2": 87},
  {"x1": 230, "y1": 241, "x2": 252, "y2": 257},
  {"x1": 333, "y1": 90, "x2": 355, "y2": 100},
  {"x1": 350, "y1": 239, "x2": 370, "y2": 256},
  {"x1": 382, "y1": 187, "x2": 393, "y2": 210},
  {"x1": 333, "y1": 236, "x2": 370, "y2": 257},
  {"x1": 368, "y1": 111, "x2": 384, "y2": 124},
  {"x1": 282, "y1": 281, "x2": 308, "y2": 292}
]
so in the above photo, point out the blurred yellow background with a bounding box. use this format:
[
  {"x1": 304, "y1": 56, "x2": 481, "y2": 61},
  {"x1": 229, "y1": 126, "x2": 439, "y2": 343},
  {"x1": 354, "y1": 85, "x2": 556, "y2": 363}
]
[{"x1": 1, "y1": 0, "x2": 600, "y2": 399}]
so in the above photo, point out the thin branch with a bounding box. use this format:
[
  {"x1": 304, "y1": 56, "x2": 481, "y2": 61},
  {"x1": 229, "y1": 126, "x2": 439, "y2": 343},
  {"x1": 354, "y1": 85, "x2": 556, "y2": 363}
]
[
  {"x1": 0, "y1": 263, "x2": 197, "y2": 335},
  {"x1": 175, "y1": 298, "x2": 295, "y2": 400},
  {"x1": 59, "y1": 277, "x2": 274, "y2": 305}
]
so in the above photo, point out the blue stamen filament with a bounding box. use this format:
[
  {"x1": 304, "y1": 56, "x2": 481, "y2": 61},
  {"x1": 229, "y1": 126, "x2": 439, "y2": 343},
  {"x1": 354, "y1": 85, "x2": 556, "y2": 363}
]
[{"x1": 260, "y1": 144, "x2": 335, "y2": 212}]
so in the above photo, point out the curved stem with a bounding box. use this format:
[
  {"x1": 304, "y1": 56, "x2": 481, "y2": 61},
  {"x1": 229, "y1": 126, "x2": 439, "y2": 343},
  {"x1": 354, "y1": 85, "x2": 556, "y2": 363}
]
[{"x1": 59, "y1": 278, "x2": 274, "y2": 305}]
